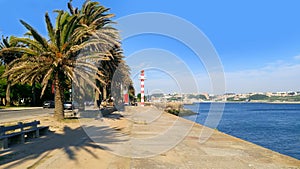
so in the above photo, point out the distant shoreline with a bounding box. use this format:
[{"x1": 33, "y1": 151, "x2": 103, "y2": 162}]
[{"x1": 187, "y1": 101, "x2": 300, "y2": 104}]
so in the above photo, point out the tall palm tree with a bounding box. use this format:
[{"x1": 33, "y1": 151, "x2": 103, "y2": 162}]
[
  {"x1": 69, "y1": 1, "x2": 132, "y2": 106},
  {"x1": 1, "y1": 1, "x2": 119, "y2": 120}
]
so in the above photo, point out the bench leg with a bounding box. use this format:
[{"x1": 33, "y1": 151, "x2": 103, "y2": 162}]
[
  {"x1": 35, "y1": 130, "x2": 40, "y2": 138},
  {"x1": 20, "y1": 133, "x2": 25, "y2": 144},
  {"x1": 0, "y1": 138, "x2": 8, "y2": 150},
  {"x1": 39, "y1": 127, "x2": 49, "y2": 135}
]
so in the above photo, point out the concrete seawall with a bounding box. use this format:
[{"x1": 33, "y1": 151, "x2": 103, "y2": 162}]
[{"x1": 121, "y1": 106, "x2": 300, "y2": 168}]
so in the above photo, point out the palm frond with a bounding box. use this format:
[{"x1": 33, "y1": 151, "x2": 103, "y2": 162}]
[
  {"x1": 45, "y1": 12, "x2": 55, "y2": 43},
  {"x1": 20, "y1": 20, "x2": 49, "y2": 51}
]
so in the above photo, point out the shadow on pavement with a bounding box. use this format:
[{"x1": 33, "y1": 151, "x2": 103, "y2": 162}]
[{"x1": 0, "y1": 112, "x2": 127, "y2": 168}]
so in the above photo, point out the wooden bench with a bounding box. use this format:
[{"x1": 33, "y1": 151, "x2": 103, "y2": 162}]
[{"x1": 0, "y1": 120, "x2": 49, "y2": 150}]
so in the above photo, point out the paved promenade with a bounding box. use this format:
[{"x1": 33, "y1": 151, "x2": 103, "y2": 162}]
[{"x1": 0, "y1": 106, "x2": 299, "y2": 168}]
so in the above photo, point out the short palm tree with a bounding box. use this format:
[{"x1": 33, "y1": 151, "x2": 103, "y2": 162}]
[
  {"x1": 98, "y1": 46, "x2": 132, "y2": 100},
  {"x1": 1, "y1": 1, "x2": 119, "y2": 120},
  {"x1": 0, "y1": 36, "x2": 22, "y2": 106}
]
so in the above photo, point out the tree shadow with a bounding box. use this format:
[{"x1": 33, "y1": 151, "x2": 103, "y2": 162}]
[
  {"x1": 79, "y1": 108, "x2": 124, "y2": 120},
  {"x1": 104, "y1": 113, "x2": 124, "y2": 120},
  {"x1": 0, "y1": 115, "x2": 128, "y2": 168}
]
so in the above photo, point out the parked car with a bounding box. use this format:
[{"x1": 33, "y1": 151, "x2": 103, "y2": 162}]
[
  {"x1": 63, "y1": 101, "x2": 79, "y2": 110},
  {"x1": 43, "y1": 100, "x2": 55, "y2": 108},
  {"x1": 84, "y1": 101, "x2": 94, "y2": 106}
]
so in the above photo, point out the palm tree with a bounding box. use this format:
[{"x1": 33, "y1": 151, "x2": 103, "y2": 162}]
[
  {"x1": 69, "y1": 1, "x2": 132, "y2": 107},
  {"x1": 97, "y1": 45, "x2": 132, "y2": 106},
  {"x1": 0, "y1": 36, "x2": 21, "y2": 106},
  {"x1": 1, "y1": 1, "x2": 119, "y2": 120}
]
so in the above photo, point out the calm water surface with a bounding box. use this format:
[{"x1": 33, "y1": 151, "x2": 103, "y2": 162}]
[{"x1": 183, "y1": 103, "x2": 300, "y2": 159}]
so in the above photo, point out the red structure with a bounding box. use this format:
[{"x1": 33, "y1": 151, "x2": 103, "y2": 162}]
[{"x1": 123, "y1": 93, "x2": 129, "y2": 105}]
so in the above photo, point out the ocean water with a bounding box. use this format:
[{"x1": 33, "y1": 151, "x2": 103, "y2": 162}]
[{"x1": 183, "y1": 103, "x2": 300, "y2": 159}]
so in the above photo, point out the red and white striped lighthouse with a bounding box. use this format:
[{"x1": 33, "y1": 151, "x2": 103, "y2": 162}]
[{"x1": 140, "y1": 70, "x2": 146, "y2": 106}]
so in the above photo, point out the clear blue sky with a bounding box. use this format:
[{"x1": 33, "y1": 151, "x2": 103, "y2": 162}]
[{"x1": 0, "y1": 0, "x2": 300, "y2": 94}]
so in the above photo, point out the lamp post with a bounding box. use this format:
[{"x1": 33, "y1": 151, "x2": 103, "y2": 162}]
[
  {"x1": 69, "y1": 88, "x2": 72, "y2": 101},
  {"x1": 139, "y1": 70, "x2": 146, "y2": 106}
]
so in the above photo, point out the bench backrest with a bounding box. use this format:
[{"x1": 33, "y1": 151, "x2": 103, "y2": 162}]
[
  {"x1": 22, "y1": 121, "x2": 40, "y2": 128},
  {"x1": 0, "y1": 120, "x2": 40, "y2": 135},
  {"x1": 0, "y1": 124, "x2": 21, "y2": 134}
]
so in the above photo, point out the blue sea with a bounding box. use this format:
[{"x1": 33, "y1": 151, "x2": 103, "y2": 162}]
[{"x1": 183, "y1": 103, "x2": 300, "y2": 160}]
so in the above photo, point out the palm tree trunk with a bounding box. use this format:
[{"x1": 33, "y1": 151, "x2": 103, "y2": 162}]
[
  {"x1": 5, "y1": 80, "x2": 11, "y2": 106},
  {"x1": 103, "y1": 84, "x2": 107, "y2": 101},
  {"x1": 31, "y1": 82, "x2": 36, "y2": 106},
  {"x1": 94, "y1": 89, "x2": 99, "y2": 108},
  {"x1": 54, "y1": 74, "x2": 64, "y2": 120}
]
